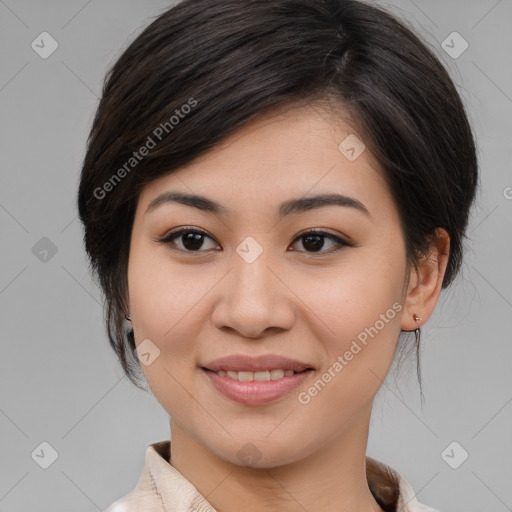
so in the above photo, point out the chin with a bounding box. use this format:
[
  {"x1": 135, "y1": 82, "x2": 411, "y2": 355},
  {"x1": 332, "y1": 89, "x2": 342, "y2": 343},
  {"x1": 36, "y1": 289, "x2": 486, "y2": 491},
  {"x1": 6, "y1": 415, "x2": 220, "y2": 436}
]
[{"x1": 208, "y1": 435, "x2": 308, "y2": 469}]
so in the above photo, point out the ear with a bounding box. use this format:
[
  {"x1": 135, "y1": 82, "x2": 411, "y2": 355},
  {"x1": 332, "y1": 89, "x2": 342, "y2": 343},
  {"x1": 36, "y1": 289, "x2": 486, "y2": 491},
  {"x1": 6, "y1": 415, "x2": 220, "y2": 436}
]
[{"x1": 401, "y1": 228, "x2": 450, "y2": 331}]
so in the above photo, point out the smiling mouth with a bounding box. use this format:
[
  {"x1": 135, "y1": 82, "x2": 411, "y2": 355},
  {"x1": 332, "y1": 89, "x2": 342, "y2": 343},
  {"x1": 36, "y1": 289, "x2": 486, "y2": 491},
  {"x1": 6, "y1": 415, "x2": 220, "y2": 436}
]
[{"x1": 201, "y1": 366, "x2": 315, "y2": 406}]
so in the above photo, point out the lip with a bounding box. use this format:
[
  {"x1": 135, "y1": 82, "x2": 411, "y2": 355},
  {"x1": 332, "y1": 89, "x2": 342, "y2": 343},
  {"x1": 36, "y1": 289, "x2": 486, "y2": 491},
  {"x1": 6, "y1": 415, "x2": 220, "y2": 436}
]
[
  {"x1": 202, "y1": 367, "x2": 314, "y2": 406},
  {"x1": 202, "y1": 354, "x2": 314, "y2": 372}
]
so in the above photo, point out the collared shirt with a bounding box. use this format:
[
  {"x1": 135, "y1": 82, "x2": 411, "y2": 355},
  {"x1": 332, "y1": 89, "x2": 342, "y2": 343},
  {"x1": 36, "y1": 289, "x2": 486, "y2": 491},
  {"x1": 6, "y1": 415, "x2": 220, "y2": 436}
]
[{"x1": 104, "y1": 440, "x2": 439, "y2": 512}]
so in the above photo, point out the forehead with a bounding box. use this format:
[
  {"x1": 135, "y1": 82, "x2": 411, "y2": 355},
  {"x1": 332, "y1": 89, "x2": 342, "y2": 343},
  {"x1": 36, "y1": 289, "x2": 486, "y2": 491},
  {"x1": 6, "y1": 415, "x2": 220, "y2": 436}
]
[{"x1": 138, "y1": 101, "x2": 391, "y2": 217}]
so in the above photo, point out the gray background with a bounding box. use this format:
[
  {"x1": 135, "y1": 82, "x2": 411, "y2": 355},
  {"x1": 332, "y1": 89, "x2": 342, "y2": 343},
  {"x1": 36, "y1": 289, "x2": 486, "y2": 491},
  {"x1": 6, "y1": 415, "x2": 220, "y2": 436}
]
[{"x1": 0, "y1": 0, "x2": 511, "y2": 511}]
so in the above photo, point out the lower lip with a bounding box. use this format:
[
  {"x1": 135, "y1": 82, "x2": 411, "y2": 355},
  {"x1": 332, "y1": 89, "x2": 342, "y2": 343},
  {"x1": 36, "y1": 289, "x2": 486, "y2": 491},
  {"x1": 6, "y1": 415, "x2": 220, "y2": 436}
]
[{"x1": 202, "y1": 368, "x2": 313, "y2": 406}]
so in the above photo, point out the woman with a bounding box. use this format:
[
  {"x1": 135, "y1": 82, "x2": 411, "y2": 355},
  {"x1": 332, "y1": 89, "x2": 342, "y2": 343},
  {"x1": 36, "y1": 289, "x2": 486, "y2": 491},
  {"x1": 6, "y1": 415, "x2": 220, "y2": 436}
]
[{"x1": 77, "y1": 0, "x2": 478, "y2": 510}]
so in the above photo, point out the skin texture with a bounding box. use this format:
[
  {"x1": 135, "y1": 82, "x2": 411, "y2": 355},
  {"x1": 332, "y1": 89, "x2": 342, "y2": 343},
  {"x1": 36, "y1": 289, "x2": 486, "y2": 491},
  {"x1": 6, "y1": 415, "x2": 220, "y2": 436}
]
[{"x1": 126, "y1": 101, "x2": 450, "y2": 512}]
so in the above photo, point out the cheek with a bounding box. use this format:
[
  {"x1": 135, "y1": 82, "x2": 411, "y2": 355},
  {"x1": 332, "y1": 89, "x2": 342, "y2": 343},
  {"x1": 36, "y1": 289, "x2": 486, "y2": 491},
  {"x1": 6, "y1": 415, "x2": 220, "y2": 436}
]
[
  {"x1": 128, "y1": 240, "x2": 203, "y2": 335},
  {"x1": 299, "y1": 245, "x2": 405, "y2": 336},
  {"x1": 295, "y1": 246, "x2": 406, "y2": 394},
  {"x1": 127, "y1": 242, "x2": 201, "y2": 374},
  {"x1": 294, "y1": 289, "x2": 403, "y2": 425}
]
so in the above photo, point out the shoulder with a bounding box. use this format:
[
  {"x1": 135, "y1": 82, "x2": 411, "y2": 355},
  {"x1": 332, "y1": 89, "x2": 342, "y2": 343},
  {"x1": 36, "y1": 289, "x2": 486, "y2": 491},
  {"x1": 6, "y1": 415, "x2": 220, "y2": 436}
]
[
  {"x1": 102, "y1": 440, "x2": 208, "y2": 512},
  {"x1": 366, "y1": 455, "x2": 440, "y2": 512},
  {"x1": 396, "y1": 475, "x2": 440, "y2": 512},
  {"x1": 102, "y1": 441, "x2": 169, "y2": 512},
  {"x1": 103, "y1": 488, "x2": 166, "y2": 512}
]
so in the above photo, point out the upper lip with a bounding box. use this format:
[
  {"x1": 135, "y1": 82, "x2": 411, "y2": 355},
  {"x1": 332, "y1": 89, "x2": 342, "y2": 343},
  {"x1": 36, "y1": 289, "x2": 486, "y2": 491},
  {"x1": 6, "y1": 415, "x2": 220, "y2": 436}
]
[{"x1": 202, "y1": 354, "x2": 314, "y2": 373}]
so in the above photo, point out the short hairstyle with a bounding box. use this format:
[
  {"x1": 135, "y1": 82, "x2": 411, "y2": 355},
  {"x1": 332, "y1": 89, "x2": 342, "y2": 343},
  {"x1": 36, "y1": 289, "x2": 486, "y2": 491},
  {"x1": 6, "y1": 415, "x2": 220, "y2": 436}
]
[{"x1": 78, "y1": 0, "x2": 478, "y2": 391}]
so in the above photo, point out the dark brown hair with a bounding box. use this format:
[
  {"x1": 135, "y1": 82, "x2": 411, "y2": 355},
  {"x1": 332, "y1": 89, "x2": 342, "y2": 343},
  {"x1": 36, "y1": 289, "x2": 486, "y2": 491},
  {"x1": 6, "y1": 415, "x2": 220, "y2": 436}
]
[{"x1": 78, "y1": 0, "x2": 478, "y2": 409}]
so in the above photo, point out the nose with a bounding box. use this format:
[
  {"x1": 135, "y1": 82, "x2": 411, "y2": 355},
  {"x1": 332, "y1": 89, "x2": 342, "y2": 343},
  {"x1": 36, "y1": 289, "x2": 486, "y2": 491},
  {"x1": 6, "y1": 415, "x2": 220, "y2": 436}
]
[{"x1": 210, "y1": 246, "x2": 295, "y2": 339}]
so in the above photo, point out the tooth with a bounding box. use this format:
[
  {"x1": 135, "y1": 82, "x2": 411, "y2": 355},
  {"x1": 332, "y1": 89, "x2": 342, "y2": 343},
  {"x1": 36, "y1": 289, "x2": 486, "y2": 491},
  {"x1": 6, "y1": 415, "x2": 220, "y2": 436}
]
[
  {"x1": 238, "y1": 371, "x2": 254, "y2": 382},
  {"x1": 254, "y1": 370, "x2": 271, "y2": 381},
  {"x1": 270, "y1": 369, "x2": 285, "y2": 380},
  {"x1": 219, "y1": 369, "x2": 298, "y2": 381}
]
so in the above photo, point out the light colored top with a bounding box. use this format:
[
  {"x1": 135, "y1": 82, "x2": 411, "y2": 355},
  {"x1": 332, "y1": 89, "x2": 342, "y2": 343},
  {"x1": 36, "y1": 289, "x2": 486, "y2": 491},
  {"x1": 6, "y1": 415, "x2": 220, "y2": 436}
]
[{"x1": 104, "y1": 440, "x2": 439, "y2": 512}]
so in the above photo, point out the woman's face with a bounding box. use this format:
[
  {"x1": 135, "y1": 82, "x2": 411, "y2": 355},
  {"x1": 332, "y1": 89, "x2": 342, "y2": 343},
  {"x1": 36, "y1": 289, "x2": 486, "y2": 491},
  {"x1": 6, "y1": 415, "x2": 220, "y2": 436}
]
[{"x1": 127, "y1": 101, "x2": 410, "y2": 467}]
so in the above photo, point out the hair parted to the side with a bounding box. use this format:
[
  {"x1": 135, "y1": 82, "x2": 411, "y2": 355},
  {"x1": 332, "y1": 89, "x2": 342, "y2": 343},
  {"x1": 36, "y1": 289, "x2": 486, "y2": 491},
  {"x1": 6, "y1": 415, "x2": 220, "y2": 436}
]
[{"x1": 78, "y1": 0, "x2": 478, "y2": 406}]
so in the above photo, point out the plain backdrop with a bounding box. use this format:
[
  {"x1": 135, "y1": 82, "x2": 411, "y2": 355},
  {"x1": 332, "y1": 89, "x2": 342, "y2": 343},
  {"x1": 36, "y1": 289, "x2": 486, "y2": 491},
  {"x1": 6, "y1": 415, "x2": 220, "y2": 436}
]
[{"x1": 0, "y1": 1, "x2": 511, "y2": 511}]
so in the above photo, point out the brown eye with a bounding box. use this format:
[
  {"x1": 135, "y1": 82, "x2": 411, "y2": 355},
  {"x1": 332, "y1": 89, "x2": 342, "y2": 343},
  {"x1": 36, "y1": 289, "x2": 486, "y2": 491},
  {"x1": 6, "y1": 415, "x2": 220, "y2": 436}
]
[
  {"x1": 290, "y1": 230, "x2": 350, "y2": 254},
  {"x1": 158, "y1": 228, "x2": 220, "y2": 253}
]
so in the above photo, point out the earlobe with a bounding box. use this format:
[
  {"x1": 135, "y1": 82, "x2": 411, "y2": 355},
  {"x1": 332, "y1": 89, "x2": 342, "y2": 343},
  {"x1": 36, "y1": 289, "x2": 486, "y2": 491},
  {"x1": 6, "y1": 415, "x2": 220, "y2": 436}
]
[{"x1": 400, "y1": 228, "x2": 450, "y2": 331}]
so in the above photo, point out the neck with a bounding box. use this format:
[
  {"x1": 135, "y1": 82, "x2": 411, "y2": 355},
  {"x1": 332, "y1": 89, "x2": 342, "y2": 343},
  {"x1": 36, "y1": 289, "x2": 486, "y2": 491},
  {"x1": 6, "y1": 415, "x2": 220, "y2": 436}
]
[{"x1": 169, "y1": 407, "x2": 385, "y2": 512}]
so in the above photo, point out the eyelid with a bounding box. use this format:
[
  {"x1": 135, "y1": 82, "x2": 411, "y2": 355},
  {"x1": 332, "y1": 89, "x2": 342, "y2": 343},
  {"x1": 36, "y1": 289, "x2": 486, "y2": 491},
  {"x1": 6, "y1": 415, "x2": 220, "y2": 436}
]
[
  {"x1": 293, "y1": 228, "x2": 352, "y2": 245},
  {"x1": 158, "y1": 226, "x2": 214, "y2": 241}
]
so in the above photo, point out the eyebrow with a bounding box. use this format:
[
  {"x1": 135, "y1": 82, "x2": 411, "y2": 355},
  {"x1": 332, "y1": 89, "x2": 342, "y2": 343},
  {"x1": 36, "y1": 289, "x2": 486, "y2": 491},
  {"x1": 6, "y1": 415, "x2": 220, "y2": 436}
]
[{"x1": 145, "y1": 191, "x2": 370, "y2": 219}]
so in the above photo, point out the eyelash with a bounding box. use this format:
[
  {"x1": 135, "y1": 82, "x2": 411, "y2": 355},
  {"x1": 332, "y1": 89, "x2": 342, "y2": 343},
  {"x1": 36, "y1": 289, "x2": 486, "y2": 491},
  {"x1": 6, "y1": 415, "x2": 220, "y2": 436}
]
[{"x1": 156, "y1": 227, "x2": 352, "y2": 256}]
